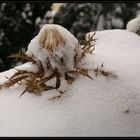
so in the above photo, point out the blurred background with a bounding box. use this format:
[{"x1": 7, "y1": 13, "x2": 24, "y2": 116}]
[{"x1": 0, "y1": 2, "x2": 140, "y2": 72}]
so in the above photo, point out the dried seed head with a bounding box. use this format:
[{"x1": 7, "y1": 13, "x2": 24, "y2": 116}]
[{"x1": 39, "y1": 26, "x2": 66, "y2": 51}]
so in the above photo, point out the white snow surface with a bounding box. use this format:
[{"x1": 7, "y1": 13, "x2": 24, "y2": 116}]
[{"x1": 0, "y1": 29, "x2": 140, "y2": 136}]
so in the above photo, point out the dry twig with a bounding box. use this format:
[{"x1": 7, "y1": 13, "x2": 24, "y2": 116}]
[{"x1": 94, "y1": 63, "x2": 117, "y2": 79}]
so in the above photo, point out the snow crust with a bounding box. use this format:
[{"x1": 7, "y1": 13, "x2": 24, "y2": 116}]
[{"x1": 0, "y1": 29, "x2": 140, "y2": 136}]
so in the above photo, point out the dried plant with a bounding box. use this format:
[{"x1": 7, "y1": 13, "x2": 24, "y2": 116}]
[
  {"x1": 39, "y1": 27, "x2": 66, "y2": 52},
  {"x1": 8, "y1": 52, "x2": 37, "y2": 64},
  {"x1": 67, "y1": 68, "x2": 93, "y2": 80},
  {"x1": 49, "y1": 90, "x2": 64, "y2": 101},
  {"x1": 94, "y1": 63, "x2": 117, "y2": 79},
  {"x1": 81, "y1": 32, "x2": 96, "y2": 58},
  {"x1": 0, "y1": 31, "x2": 117, "y2": 99}
]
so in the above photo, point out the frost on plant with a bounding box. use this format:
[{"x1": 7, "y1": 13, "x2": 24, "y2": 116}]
[{"x1": 0, "y1": 24, "x2": 117, "y2": 99}]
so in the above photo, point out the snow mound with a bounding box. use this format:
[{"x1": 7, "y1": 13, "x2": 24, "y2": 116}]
[
  {"x1": 126, "y1": 16, "x2": 140, "y2": 33},
  {"x1": 0, "y1": 29, "x2": 140, "y2": 136}
]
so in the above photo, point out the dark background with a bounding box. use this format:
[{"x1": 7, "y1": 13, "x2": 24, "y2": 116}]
[{"x1": 0, "y1": 2, "x2": 139, "y2": 72}]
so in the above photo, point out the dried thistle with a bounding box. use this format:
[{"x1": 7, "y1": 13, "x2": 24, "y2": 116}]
[
  {"x1": 0, "y1": 49, "x2": 94, "y2": 98},
  {"x1": 39, "y1": 27, "x2": 66, "y2": 51},
  {"x1": 0, "y1": 30, "x2": 117, "y2": 99}
]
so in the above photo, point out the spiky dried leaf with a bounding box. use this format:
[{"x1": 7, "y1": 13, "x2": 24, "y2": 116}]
[{"x1": 81, "y1": 32, "x2": 96, "y2": 58}]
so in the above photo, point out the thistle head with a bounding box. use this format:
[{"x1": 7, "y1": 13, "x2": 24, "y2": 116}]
[{"x1": 39, "y1": 25, "x2": 66, "y2": 51}]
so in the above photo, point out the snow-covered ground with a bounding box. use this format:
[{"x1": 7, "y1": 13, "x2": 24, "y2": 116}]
[{"x1": 0, "y1": 29, "x2": 140, "y2": 136}]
